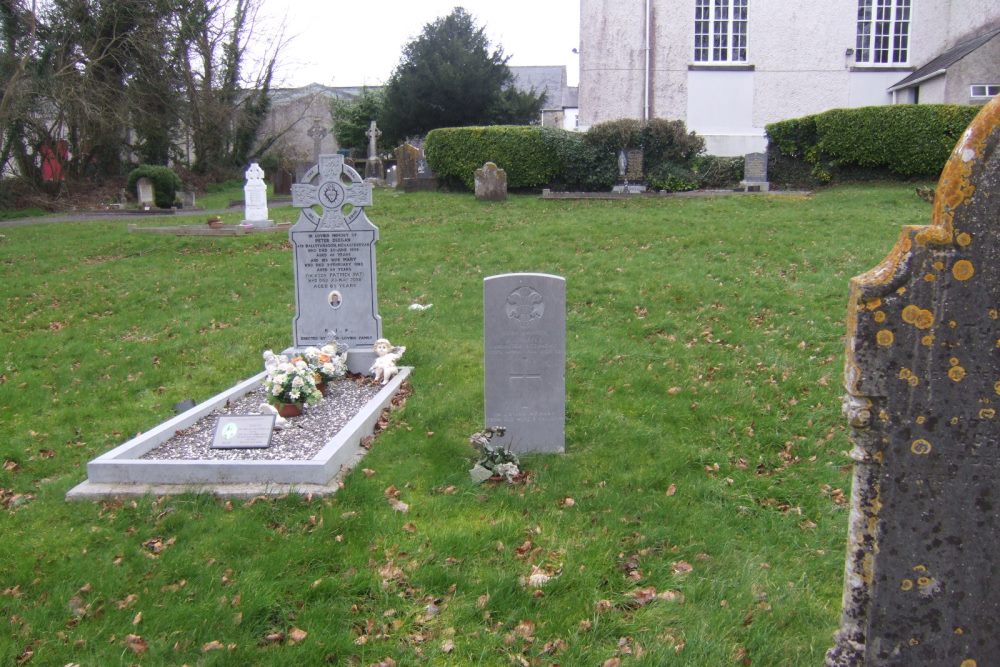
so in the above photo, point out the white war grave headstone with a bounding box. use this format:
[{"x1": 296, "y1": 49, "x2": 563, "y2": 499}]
[
  {"x1": 136, "y1": 177, "x2": 154, "y2": 208},
  {"x1": 290, "y1": 154, "x2": 381, "y2": 373},
  {"x1": 484, "y1": 273, "x2": 565, "y2": 453},
  {"x1": 242, "y1": 161, "x2": 274, "y2": 227}
]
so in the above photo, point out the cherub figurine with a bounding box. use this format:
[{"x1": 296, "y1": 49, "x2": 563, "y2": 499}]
[{"x1": 370, "y1": 338, "x2": 405, "y2": 385}]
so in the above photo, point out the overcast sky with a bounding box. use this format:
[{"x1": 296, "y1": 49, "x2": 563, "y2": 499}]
[{"x1": 256, "y1": 0, "x2": 581, "y2": 89}]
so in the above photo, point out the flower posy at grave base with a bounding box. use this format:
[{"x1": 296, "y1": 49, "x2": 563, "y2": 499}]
[
  {"x1": 262, "y1": 350, "x2": 322, "y2": 407},
  {"x1": 302, "y1": 342, "x2": 347, "y2": 384},
  {"x1": 469, "y1": 427, "x2": 521, "y2": 483}
]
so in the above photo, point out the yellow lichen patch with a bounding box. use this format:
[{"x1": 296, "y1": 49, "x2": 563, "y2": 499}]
[
  {"x1": 902, "y1": 305, "x2": 921, "y2": 324},
  {"x1": 865, "y1": 298, "x2": 882, "y2": 310},
  {"x1": 949, "y1": 366, "x2": 966, "y2": 382},
  {"x1": 879, "y1": 409, "x2": 889, "y2": 422},
  {"x1": 913, "y1": 565, "x2": 927, "y2": 572},
  {"x1": 876, "y1": 329, "x2": 895, "y2": 346},
  {"x1": 994, "y1": 380, "x2": 1000, "y2": 395},
  {"x1": 899, "y1": 368, "x2": 913, "y2": 379},
  {"x1": 911, "y1": 439, "x2": 933, "y2": 455},
  {"x1": 990, "y1": 309, "x2": 999, "y2": 320},
  {"x1": 900, "y1": 579, "x2": 914, "y2": 591},
  {"x1": 922, "y1": 335, "x2": 935, "y2": 347},
  {"x1": 923, "y1": 273, "x2": 937, "y2": 282},
  {"x1": 897, "y1": 287, "x2": 907, "y2": 295},
  {"x1": 979, "y1": 408, "x2": 996, "y2": 420},
  {"x1": 917, "y1": 576, "x2": 932, "y2": 587},
  {"x1": 873, "y1": 311, "x2": 887, "y2": 323},
  {"x1": 915, "y1": 310, "x2": 934, "y2": 329},
  {"x1": 961, "y1": 660, "x2": 977, "y2": 667},
  {"x1": 916, "y1": 415, "x2": 926, "y2": 424},
  {"x1": 957, "y1": 232, "x2": 972, "y2": 247},
  {"x1": 950, "y1": 357, "x2": 960, "y2": 366},
  {"x1": 955, "y1": 627, "x2": 965, "y2": 635},
  {"x1": 949, "y1": 320, "x2": 958, "y2": 329},
  {"x1": 950, "y1": 416, "x2": 960, "y2": 425},
  {"x1": 933, "y1": 261, "x2": 945, "y2": 271},
  {"x1": 952, "y1": 259, "x2": 975, "y2": 281}
]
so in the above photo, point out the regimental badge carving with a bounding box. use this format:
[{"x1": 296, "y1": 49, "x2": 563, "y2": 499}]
[{"x1": 506, "y1": 286, "x2": 545, "y2": 323}]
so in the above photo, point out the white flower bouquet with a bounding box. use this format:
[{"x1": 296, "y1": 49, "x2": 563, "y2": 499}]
[
  {"x1": 262, "y1": 350, "x2": 322, "y2": 406},
  {"x1": 302, "y1": 343, "x2": 347, "y2": 383}
]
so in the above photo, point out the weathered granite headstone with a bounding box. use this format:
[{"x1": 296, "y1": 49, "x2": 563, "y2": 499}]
[
  {"x1": 307, "y1": 119, "x2": 328, "y2": 166},
  {"x1": 242, "y1": 161, "x2": 273, "y2": 227},
  {"x1": 136, "y1": 177, "x2": 154, "y2": 208},
  {"x1": 402, "y1": 157, "x2": 438, "y2": 192},
  {"x1": 484, "y1": 273, "x2": 565, "y2": 453},
  {"x1": 625, "y1": 149, "x2": 644, "y2": 181},
  {"x1": 395, "y1": 143, "x2": 422, "y2": 182},
  {"x1": 290, "y1": 154, "x2": 381, "y2": 373},
  {"x1": 827, "y1": 96, "x2": 1000, "y2": 666},
  {"x1": 740, "y1": 151, "x2": 769, "y2": 192},
  {"x1": 272, "y1": 167, "x2": 293, "y2": 196},
  {"x1": 364, "y1": 120, "x2": 384, "y2": 182},
  {"x1": 475, "y1": 162, "x2": 507, "y2": 202},
  {"x1": 178, "y1": 190, "x2": 196, "y2": 209}
]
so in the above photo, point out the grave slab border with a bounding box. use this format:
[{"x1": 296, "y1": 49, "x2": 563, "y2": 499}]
[{"x1": 66, "y1": 367, "x2": 410, "y2": 500}]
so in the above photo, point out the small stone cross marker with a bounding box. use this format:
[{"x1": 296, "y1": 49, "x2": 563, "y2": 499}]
[
  {"x1": 307, "y1": 119, "x2": 328, "y2": 165},
  {"x1": 366, "y1": 120, "x2": 381, "y2": 160},
  {"x1": 291, "y1": 154, "x2": 372, "y2": 229}
]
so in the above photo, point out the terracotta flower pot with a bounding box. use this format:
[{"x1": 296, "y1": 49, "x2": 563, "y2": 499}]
[
  {"x1": 316, "y1": 382, "x2": 328, "y2": 396},
  {"x1": 276, "y1": 402, "x2": 303, "y2": 418}
]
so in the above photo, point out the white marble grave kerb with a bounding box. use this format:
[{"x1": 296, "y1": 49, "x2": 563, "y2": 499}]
[
  {"x1": 290, "y1": 155, "x2": 381, "y2": 359},
  {"x1": 484, "y1": 273, "x2": 566, "y2": 453}
]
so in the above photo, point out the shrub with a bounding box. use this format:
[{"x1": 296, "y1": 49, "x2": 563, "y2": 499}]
[
  {"x1": 539, "y1": 127, "x2": 617, "y2": 192},
  {"x1": 766, "y1": 105, "x2": 980, "y2": 186},
  {"x1": 425, "y1": 126, "x2": 560, "y2": 190},
  {"x1": 127, "y1": 165, "x2": 183, "y2": 208},
  {"x1": 691, "y1": 155, "x2": 744, "y2": 189},
  {"x1": 647, "y1": 163, "x2": 699, "y2": 192},
  {"x1": 584, "y1": 118, "x2": 704, "y2": 180}
]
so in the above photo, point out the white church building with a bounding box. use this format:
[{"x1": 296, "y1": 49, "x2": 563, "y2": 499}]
[{"x1": 578, "y1": 1, "x2": 1000, "y2": 155}]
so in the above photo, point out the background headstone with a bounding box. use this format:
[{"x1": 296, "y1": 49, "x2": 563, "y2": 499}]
[
  {"x1": 475, "y1": 162, "x2": 507, "y2": 202},
  {"x1": 826, "y1": 96, "x2": 1000, "y2": 666},
  {"x1": 625, "y1": 149, "x2": 644, "y2": 181},
  {"x1": 741, "y1": 151, "x2": 769, "y2": 192},
  {"x1": 484, "y1": 273, "x2": 565, "y2": 453},
  {"x1": 402, "y1": 157, "x2": 438, "y2": 192},
  {"x1": 242, "y1": 161, "x2": 273, "y2": 227},
  {"x1": 364, "y1": 120, "x2": 384, "y2": 182},
  {"x1": 272, "y1": 167, "x2": 294, "y2": 196},
  {"x1": 395, "y1": 143, "x2": 422, "y2": 182},
  {"x1": 136, "y1": 177, "x2": 154, "y2": 208},
  {"x1": 178, "y1": 190, "x2": 196, "y2": 209},
  {"x1": 290, "y1": 154, "x2": 381, "y2": 372}
]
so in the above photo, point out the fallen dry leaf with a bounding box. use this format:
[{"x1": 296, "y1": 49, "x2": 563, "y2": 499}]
[
  {"x1": 514, "y1": 619, "x2": 535, "y2": 641},
  {"x1": 132, "y1": 611, "x2": 142, "y2": 626},
  {"x1": 477, "y1": 594, "x2": 490, "y2": 609},
  {"x1": 384, "y1": 485, "x2": 400, "y2": 499},
  {"x1": 603, "y1": 658, "x2": 621, "y2": 667},
  {"x1": 671, "y1": 560, "x2": 694, "y2": 575},
  {"x1": 202, "y1": 640, "x2": 224, "y2": 652},
  {"x1": 263, "y1": 631, "x2": 284, "y2": 644},
  {"x1": 125, "y1": 634, "x2": 148, "y2": 654},
  {"x1": 388, "y1": 498, "x2": 409, "y2": 513},
  {"x1": 362, "y1": 468, "x2": 375, "y2": 477},
  {"x1": 667, "y1": 386, "x2": 682, "y2": 395},
  {"x1": 288, "y1": 627, "x2": 307, "y2": 643},
  {"x1": 665, "y1": 483, "x2": 677, "y2": 497},
  {"x1": 402, "y1": 522, "x2": 416, "y2": 533},
  {"x1": 441, "y1": 639, "x2": 455, "y2": 653}
]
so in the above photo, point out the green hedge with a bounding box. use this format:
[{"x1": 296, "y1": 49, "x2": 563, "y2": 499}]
[
  {"x1": 766, "y1": 105, "x2": 979, "y2": 184},
  {"x1": 127, "y1": 164, "x2": 183, "y2": 208},
  {"x1": 424, "y1": 126, "x2": 559, "y2": 190}
]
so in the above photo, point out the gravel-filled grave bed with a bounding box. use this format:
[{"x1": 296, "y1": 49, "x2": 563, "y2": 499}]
[{"x1": 140, "y1": 377, "x2": 383, "y2": 461}]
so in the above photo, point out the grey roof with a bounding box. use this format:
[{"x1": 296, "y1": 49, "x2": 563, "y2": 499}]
[
  {"x1": 509, "y1": 65, "x2": 573, "y2": 109},
  {"x1": 268, "y1": 83, "x2": 364, "y2": 104},
  {"x1": 889, "y1": 24, "x2": 1000, "y2": 91}
]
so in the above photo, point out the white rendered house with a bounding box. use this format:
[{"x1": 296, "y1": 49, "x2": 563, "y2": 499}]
[{"x1": 579, "y1": 1, "x2": 1000, "y2": 155}]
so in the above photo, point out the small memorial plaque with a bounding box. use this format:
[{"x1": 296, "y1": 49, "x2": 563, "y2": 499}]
[{"x1": 210, "y1": 415, "x2": 276, "y2": 449}]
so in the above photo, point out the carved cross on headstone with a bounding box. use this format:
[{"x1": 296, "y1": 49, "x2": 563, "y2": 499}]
[
  {"x1": 307, "y1": 119, "x2": 328, "y2": 165},
  {"x1": 366, "y1": 120, "x2": 381, "y2": 160},
  {"x1": 291, "y1": 154, "x2": 373, "y2": 230},
  {"x1": 826, "y1": 96, "x2": 1000, "y2": 666}
]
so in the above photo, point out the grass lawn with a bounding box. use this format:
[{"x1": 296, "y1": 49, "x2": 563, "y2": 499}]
[{"x1": 0, "y1": 185, "x2": 930, "y2": 665}]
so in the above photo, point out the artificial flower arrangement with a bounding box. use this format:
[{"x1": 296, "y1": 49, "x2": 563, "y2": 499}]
[
  {"x1": 302, "y1": 343, "x2": 347, "y2": 385},
  {"x1": 262, "y1": 350, "x2": 322, "y2": 409}
]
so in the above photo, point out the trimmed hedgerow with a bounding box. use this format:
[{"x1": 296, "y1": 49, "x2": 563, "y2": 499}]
[
  {"x1": 767, "y1": 105, "x2": 979, "y2": 185},
  {"x1": 425, "y1": 126, "x2": 559, "y2": 190},
  {"x1": 127, "y1": 164, "x2": 183, "y2": 208},
  {"x1": 539, "y1": 127, "x2": 618, "y2": 192},
  {"x1": 584, "y1": 118, "x2": 705, "y2": 176}
]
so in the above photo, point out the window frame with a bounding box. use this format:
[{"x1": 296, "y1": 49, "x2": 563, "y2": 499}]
[
  {"x1": 855, "y1": 0, "x2": 912, "y2": 66},
  {"x1": 693, "y1": 0, "x2": 749, "y2": 65},
  {"x1": 970, "y1": 84, "x2": 1000, "y2": 99}
]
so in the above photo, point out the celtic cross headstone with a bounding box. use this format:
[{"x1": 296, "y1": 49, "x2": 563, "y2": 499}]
[
  {"x1": 289, "y1": 154, "x2": 381, "y2": 370},
  {"x1": 242, "y1": 161, "x2": 273, "y2": 227},
  {"x1": 484, "y1": 273, "x2": 566, "y2": 453},
  {"x1": 826, "y1": 96, "x2": 1000, "y2": 666}
]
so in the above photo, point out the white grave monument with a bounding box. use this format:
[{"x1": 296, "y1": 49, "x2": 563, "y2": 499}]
[{"x1": 242, "y1": 161, "x2": 274, "y2": 227}]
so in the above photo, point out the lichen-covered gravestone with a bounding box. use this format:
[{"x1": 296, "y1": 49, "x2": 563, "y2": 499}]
[
  {"x1": 827, "y1": 96, "x2": 1000, "y2": 666},
  {"x1": 290, "y1": 154, "x2": 381, "y2": 372},
  {"x1": 475, "y1": 162, "x2": 507, "y2": 202},
  {"x1": 484, "y1": 273, "x2": 565, "y2": 453}
]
